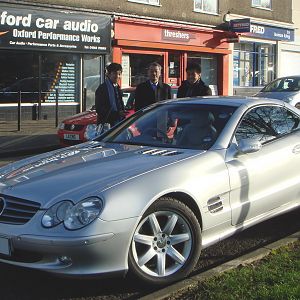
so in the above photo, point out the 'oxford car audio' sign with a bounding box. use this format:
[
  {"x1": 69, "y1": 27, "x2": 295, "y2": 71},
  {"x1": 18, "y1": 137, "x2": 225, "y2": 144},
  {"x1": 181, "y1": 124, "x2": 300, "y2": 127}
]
[{"x1": 0, "y1": 5, "x2": 111, "y2": 53}]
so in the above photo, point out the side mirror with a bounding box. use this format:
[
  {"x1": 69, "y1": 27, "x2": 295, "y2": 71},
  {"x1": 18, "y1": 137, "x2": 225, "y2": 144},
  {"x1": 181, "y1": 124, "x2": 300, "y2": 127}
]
[{"x1": 237, "y1": 139, "x2": 262, "y2": 155}]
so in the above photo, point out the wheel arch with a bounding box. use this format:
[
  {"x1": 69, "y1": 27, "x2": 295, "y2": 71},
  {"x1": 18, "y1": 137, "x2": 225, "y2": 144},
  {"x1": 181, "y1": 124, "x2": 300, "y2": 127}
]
[{"x1": 162, "y1": 191, "x2": 203, "y2": 230}]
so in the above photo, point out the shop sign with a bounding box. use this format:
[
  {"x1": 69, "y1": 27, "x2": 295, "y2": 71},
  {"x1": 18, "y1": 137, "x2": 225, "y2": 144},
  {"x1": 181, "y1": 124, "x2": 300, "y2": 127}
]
[
  {"x1": 230, "y1": 18, "x2": 294, "y2": 42},
  {"x1": 162, "y1": 29, "x2": 196, "y2": 42},
  {"x1": 0, "y1": 5, "x2": 111, "y2": 53},
  {"x1": 248, "y1": 24, "x2": 294, "y2": 42},
  {"x1": 230, "y1": 18, "x2": 251, "y2": 33}
]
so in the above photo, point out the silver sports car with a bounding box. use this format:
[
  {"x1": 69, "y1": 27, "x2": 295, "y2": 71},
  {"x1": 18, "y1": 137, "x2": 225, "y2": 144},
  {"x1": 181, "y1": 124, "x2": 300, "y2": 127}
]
[
  {"x1": 0, "y1": 97, "x2": 299, "y2": 286},
  {"x1": 255, "y1": 76, "x2": 300, "y2": 109}
]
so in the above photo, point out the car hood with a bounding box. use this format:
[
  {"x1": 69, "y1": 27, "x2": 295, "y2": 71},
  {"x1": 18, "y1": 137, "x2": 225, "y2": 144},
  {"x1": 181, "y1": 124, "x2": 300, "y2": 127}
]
[
  {"x1": 255, "y1": 91, "x2": 297, "y2": 102},
  {"x1": 0, "y1": 142, "x2": 200, "y2": 206},
  {"x1": 63, "y1": 110, "x2": 97, "y2": 125}
]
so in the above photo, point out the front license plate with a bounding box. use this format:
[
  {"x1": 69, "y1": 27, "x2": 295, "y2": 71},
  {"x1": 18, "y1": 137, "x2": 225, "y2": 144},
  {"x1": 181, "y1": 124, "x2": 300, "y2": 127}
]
[
  {"x1": 64, "y1": 134, "x2": 80, "y2": 141},
  {"x1": 0, "y1": 237, "x2": 11, "y2": 256}
]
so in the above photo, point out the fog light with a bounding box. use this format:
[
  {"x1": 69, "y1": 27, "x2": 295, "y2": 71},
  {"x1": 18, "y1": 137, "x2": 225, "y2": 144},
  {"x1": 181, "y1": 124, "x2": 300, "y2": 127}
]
[{"x1": 58, "y1": 256, "x2": 72, "y2": 264}]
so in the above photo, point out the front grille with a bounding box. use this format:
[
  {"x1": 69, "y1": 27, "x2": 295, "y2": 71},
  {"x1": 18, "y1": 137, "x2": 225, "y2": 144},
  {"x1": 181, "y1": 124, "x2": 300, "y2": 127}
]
[
  {"x1": 0, "y1": 195, "x2": 41, "y2": 225},
  {"x1": 64, "y1": 124, "x2": 84, "y2": 131}
]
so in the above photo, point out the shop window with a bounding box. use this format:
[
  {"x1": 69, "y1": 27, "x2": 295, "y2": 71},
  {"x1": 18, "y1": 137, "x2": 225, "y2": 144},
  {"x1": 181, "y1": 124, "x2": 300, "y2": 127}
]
[
  {"x1": 42, "y1": 53, "x2": 80, "y2": 104},
  {"x1": 128, "y1": 0, "x2": 160, "y2": 6},
  {"x1": 187, "y1": 53, "x2": 218, "y2": 86},
  {"x1": 233, "y1": 42, "x2": 276, "y2": 87},
  {"x1": 252, "y1": 0, "x2": 271, "y2": 9},
  {"x1": 194, "y1": 0, "x2": 218, "y2": 14},
  {"x1": 121, "y1": 53, "x2": 164, "y2": 87},
  {"x1": 0, "y1": 51, "x2": 38, "y2": 103},
  {"x1": 0, "y1": 50, "x2": 80, "y2": 104}
]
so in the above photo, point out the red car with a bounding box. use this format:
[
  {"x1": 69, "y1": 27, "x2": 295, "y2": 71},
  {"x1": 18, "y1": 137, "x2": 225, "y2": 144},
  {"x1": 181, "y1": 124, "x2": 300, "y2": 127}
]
[
  {"x1": 58, "y1": 87, "x2": 135, "y2": 147},
  {"x1": 58, "y1": 86, "x2": 178, "y2": 147}
]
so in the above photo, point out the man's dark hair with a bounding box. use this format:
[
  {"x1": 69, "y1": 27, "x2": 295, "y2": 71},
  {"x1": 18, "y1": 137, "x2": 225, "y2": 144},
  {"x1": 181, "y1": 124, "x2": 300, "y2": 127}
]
[
  {"x1": 186, "y1": 62, "x2": 201, "y2": 74},
  {"x1": 106, "y1": 63, "x2": 122, "y2": 74}
]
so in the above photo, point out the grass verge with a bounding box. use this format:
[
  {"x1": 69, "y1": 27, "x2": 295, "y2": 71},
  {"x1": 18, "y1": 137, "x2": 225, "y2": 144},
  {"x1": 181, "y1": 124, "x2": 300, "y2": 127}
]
[{"x1": 171, "y1": 240, "x2": 300, "y2": 300}]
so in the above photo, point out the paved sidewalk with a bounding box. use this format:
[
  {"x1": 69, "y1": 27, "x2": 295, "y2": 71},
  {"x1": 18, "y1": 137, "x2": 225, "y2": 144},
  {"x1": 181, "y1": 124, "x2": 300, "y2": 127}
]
[{"x1": 0, "y1": 120, "x2": 62, "y2": 158}]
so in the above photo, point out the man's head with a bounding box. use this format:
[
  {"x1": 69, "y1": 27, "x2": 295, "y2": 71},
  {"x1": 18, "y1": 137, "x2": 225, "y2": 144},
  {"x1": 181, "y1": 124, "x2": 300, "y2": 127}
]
[
  {"x1": 186, "y1": 62, "x2": 201, "y2": 85},
  {"x1": 106, "y1": 63, "x2": 122, "y2": 84},
  {"x1": 148, "y1": 62, "x2": 162, "y2": 84}
]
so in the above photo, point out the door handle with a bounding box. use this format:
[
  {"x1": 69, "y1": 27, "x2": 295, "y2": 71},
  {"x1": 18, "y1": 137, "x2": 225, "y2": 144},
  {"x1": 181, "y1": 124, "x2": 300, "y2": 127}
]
[{"x1": 292, "y1": 144, "x2": 300, "y2": 154}]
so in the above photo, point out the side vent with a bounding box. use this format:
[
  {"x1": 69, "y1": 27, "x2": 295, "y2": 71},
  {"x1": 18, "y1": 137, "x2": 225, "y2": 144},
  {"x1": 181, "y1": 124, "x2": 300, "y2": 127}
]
[
  {"x1": 207, "y1": 196, "x2": 223, "y2": 213},
  {"x1": 138, "y1": 149, "x2": 182, "y2": 156}
]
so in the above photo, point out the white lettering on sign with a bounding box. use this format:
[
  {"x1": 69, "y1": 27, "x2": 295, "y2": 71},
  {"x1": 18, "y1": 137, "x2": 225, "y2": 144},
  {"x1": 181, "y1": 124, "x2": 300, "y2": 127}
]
[
  {"x1": 0, "y1": 10, "x2": 99, "y2": 33},
  {"x1": 36, "y1": 17, "x2": 59, "y2": 29},
  {"x1": 63, "y1": 20, "x2": 99, "y2": 33},
  {"x1": 250, "y1": 24, "x2": 265, "y2": 34},
  {"x1": 162, "y1": 29, "x2": 192, "y2": 42},
  {"x1": 0, "y1": 11, "x2": 31, "y2": 27}
]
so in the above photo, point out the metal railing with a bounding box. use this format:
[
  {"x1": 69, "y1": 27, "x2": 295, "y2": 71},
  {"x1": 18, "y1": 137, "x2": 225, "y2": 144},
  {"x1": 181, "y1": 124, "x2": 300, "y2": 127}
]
[{"x1": 0, "y1": 89, "x2": 60, "y2": 131}]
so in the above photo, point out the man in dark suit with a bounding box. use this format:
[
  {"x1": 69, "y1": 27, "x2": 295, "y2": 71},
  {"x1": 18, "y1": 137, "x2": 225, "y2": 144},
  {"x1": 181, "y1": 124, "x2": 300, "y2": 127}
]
[
  {"x1": 177, "y1": 62, "x2": 212, "y2": 98},
  {"x1": 135, "y1": 62, "x2": 171, "y2": 111},
  {"x1": 95, "y1": 63, "x2": 125, "y2": 126}
]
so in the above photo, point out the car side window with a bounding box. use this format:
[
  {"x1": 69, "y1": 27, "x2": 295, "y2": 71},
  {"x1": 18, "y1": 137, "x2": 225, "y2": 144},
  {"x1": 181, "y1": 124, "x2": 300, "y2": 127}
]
[
  {"x1": 235, "y1": 106, "x2": 291, "y2": 144},
  {"x1": 284, "y1": 109, "x2": 300, "y2": 132}
]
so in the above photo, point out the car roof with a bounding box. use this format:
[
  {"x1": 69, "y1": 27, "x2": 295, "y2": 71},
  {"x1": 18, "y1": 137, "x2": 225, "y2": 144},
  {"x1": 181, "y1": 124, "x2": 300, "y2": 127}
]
[
  {"x1": 167, "y1": 96, "x2": 284, "y2": 107},
  {"x1": 269, "y1": 76, "x2": 300, "y2": 82}
]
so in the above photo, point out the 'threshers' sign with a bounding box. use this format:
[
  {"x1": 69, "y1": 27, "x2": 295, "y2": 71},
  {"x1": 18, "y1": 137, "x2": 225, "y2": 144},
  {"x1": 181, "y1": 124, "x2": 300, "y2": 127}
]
[{"x1": 0, "y1": 5, "x2": 111, "y2": 53}]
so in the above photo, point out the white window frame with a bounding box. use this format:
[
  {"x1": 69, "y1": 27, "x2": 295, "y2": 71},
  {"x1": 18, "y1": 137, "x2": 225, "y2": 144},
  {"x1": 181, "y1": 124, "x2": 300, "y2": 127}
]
[
  {"x1": 251, "y1": 0, "x2": 272, "y2": 10},
  {"x1": 194, "y1": 0, "x2": 218, "y2": 15},
  {"x1": 128, "y1": 0, "x2": 161, "y2": 6}
]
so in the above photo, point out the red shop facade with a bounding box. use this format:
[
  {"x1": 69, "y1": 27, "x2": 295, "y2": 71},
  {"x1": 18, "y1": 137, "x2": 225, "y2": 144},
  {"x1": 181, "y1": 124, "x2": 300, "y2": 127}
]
[{"x1": 112, "y1": 17, "x2": 232, "y2": 95}]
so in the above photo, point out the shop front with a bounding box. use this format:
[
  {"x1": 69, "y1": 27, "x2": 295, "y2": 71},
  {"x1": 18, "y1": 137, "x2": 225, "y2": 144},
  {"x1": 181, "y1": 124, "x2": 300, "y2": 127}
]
[
  {"x1": 112, "y1": 17, "x2": 232, "y2": 96},
  {"x1": 0, "y1": 4, "x2": 111, "y2": 121},
  {"x1": 229, "y1": 18, "x2": 295, "y2": 96}
]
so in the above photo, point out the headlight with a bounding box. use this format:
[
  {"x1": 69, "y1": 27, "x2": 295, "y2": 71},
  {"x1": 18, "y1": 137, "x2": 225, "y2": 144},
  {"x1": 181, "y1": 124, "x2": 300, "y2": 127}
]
[
  {"x1": 42, "y1": 197, "x2": 103, "y2": 230},
  {"x1": 42, "y1": 201, "x2": 73, "y2": 228},
  {"x1": 58, "y1": 122, "x2": 65, "y2": 130},
  {"x1": 84, "y1": 124, "x2": 97, "y2": 140}
]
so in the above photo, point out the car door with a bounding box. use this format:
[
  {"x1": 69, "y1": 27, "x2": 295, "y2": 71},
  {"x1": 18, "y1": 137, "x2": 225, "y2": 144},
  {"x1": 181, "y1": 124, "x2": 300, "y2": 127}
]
[{"x1": 226, "y1": 105, "x2": 300, "y2": 226}]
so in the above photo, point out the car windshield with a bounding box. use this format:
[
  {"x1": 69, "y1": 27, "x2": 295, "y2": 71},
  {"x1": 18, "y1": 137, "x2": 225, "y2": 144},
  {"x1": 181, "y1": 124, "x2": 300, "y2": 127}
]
[
  {"x1": 262, "y1": 77, "x2": 300, "y2": 93},
  {"x1": 100, "y1": 103, "x2": 236, "y2": 150}
]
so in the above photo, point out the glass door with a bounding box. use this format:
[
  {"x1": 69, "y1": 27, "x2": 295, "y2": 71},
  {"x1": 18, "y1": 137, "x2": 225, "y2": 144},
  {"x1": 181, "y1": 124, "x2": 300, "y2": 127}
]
[
  {"x1": 167, "y1": 52, "x2": 181, "y2": 86},
  {"x1": 83, "y1": 55, "x2": 104, "y2": 110},
  {"x1": 121, "y1": 52, "x2": 164, "y2": 87}
]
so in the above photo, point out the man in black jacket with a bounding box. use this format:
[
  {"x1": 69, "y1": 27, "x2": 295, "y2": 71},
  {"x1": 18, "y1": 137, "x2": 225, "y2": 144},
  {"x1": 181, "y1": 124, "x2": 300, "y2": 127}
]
[
  {"x1": 95, "y1": 63, "x2": 125, "y2": 126},
  {"x1": 177, "y1": 63, "x2": 212, "y2": 98},
  {"x1": 135, "y1": 62, "x2": 171, "y2": 111}
]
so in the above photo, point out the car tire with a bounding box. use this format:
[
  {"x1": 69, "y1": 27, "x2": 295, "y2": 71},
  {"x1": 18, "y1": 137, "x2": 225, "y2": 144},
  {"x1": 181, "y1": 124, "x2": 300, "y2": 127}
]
[{"x1": 128, "y1": 197, "x2": 202, "y2": 286}]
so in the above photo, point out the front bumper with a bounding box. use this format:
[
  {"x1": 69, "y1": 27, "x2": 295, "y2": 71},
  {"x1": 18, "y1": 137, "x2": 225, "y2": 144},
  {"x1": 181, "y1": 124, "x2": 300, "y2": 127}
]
[{"x1": 0, "y1": 217, "x2": 138, "y2": 277}]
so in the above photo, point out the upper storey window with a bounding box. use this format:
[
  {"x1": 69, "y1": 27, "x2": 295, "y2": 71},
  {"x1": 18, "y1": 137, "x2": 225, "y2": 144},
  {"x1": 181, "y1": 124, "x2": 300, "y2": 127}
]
[
  {"x1": 252, "y1": 0, "x2": 271, "y2": 9},
  {"x1": 128, "y1": 0, "x2": 160, "y2": 6},
  {"x1": 194, "y1": 0, "x2": 218, "y2": 14}
]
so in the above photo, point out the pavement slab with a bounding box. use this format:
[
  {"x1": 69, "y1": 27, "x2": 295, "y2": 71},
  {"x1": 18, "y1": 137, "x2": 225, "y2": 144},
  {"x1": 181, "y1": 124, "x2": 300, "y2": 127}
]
[{"x1": 0, "y1": 119, "x2": 62, "y2": 157}]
